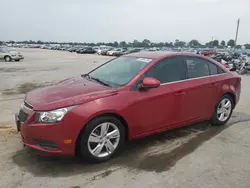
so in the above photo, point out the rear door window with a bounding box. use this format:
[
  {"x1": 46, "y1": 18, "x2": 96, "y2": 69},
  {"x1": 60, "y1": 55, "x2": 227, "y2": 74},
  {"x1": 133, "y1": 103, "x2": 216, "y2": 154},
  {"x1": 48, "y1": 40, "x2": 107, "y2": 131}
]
[
  {"x1": 183, "y1": 56, "x2": 224, "y2": 78},
  {"x1": 184, "y1": 57, "x2": 209, "y2": 78}
]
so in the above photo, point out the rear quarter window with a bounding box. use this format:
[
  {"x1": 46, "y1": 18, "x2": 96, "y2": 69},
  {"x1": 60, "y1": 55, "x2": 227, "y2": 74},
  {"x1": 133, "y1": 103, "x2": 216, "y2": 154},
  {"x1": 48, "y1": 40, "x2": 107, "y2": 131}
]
[
  {"x1": 208, "y1": 62, "x2": 219, "y2": 75},
  {"x1": 185, "y1": 58, "x2": 210, "y2": 78},
  {"x1": 207, "y1": 59, "x2": 225, "y2": 75},
  {"x1": 217, "y1": 66, "x2": 225, "y2": 74}
]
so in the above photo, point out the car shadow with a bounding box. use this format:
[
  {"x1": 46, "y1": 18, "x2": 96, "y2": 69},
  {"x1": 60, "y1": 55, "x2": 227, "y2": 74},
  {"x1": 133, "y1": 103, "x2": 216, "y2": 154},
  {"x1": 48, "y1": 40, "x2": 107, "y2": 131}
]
[
  {"x1": 0, "y1": 60, "x2": 19, "y2": 63},
  {"x1": 12, "y1": 111, "x2": 250, "y2": 178}
]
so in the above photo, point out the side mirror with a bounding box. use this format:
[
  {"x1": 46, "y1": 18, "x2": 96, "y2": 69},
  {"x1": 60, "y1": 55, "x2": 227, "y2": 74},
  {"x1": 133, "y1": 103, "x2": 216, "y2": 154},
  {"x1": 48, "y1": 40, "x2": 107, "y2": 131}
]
[{"x1": 138, "y1": 77, "x2": 161, "y2": 90}]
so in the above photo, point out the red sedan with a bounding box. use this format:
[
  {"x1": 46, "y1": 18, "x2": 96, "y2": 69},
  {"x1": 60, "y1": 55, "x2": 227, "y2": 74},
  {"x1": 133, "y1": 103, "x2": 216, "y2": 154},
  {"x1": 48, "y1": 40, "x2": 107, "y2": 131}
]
[
  {"x1": 16, "y1": 52, "x2": 241, "y2": 162},
  {"x1": 201, "y1": 49, "x2": 217, "y2": 56}
]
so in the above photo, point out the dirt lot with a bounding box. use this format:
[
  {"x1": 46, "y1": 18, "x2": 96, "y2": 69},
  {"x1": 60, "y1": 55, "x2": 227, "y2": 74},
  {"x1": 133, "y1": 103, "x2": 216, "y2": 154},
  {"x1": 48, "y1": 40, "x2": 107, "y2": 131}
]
[
  {"x1": 0, "y1": 48, "x2": 113, "y2": 126},
  {"x1": 1, "y1": 49, "x2": 250, "y2": 188}
]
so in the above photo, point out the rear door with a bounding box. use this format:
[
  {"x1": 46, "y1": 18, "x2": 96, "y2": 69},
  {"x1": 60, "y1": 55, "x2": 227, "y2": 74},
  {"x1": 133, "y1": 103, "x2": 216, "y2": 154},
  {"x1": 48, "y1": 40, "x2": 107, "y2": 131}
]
[{"x1": 182, "y1": 56, "x2": 223, "y2": 121}]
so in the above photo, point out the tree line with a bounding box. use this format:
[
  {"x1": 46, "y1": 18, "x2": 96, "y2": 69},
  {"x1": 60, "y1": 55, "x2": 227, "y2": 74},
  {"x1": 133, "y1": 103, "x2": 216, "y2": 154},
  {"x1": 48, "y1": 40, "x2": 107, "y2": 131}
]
[{"x1": 6, "y1": 39, "x2": 250, "y2": 49}]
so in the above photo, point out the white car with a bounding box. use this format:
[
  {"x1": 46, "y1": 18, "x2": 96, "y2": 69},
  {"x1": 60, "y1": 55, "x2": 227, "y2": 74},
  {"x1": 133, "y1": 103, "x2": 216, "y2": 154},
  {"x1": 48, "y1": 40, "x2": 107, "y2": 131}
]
[
  {"x1": 0, "y1": 47, "x2": 24, "y2": 62},
  {"x1": 97, "y1": 47, "x2": 110, "y2": 55},
  {"x1": 107, "y1": 48, "x2": 123, "y2": 56}
]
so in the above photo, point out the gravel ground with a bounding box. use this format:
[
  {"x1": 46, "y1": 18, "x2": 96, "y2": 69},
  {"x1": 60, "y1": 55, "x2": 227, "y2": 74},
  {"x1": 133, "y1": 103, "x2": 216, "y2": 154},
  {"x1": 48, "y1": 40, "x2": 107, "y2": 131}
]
[
  {"x1": 0, "y1": 49, "x2": 250, "y2": 188},
  {"x1": 0, "y1": 48, "x2": 113, "y2": 125}
]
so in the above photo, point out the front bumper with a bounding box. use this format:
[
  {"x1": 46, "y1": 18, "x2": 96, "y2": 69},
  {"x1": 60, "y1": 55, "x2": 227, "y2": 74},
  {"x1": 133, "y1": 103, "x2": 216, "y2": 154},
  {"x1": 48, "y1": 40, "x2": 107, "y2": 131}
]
[
  {"x1": 15, "y1": 113, "x2": 75, "y2": 156},
  {"x1": 11, "y1": 55, "x2": 24, "y2": 60}
]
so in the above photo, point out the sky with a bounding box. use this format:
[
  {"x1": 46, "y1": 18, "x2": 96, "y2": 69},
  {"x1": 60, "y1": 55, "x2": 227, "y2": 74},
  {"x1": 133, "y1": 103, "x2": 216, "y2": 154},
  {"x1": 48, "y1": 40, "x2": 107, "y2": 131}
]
[{"x1": 1, "y1": 0, "x2": 250, "y2": 44}]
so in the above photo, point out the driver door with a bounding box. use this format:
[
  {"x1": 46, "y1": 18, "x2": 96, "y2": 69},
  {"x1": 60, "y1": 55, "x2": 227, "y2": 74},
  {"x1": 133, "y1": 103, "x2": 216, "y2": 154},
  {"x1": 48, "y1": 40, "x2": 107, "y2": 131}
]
[
  {"x1": 0, "y1": 49, "x2": 4, "y2": 59},
  {"x1": 124, "y1": 57, "x2": 190, "y2": 136}
]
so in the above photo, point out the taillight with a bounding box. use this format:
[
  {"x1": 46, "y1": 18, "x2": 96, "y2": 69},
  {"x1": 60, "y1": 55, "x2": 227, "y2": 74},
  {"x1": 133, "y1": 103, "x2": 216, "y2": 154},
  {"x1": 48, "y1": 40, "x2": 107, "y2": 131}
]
[{"x1": 236, "y1": 77, "x2": 241, "y2": 89}]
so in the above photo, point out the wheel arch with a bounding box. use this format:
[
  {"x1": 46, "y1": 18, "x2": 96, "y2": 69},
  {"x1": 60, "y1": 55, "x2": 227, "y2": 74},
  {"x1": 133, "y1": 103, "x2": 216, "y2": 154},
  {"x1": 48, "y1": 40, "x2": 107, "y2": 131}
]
[
  {"x1": 4, "y1": 55, "x2": 11, "y2": 59},
  {"x1": 221, "y1": 83, "x2": 237, "y2": 109},
  {"x1": 74, "y1": 112, "x2": 129, "y2": 156},
  {"x1": 221, "y1": 92, "x2": 236, "y2": 109}
]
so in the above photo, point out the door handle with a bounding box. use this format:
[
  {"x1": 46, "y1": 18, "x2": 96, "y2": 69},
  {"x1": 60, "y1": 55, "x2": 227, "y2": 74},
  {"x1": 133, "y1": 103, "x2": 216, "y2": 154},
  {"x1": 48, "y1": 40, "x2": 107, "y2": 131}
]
[{"x1": 175, "y1": 91, "x2": 187, "y2": 95}]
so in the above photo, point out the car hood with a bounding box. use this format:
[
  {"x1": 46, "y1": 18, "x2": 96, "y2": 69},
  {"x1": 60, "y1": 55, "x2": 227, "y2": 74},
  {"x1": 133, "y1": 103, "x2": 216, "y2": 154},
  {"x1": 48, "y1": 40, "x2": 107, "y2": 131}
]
[
  {"x1": 9, "y1": 51, "x2": 19, "y2": 55},
  {"x1": 25, "y1": 76, "x2": 117, "y2": 111}
]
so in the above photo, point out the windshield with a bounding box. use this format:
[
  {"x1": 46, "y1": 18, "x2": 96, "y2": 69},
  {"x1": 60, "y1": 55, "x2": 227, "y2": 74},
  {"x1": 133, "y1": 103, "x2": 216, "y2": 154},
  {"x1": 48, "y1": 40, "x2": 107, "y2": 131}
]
[{"x1": 88, "y1": 57, "x2": 152, "y2": 88}]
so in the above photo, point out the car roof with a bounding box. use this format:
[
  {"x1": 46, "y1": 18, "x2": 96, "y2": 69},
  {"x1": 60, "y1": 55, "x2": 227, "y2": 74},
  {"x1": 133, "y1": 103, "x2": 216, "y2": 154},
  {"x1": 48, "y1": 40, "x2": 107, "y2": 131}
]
[{"x1": 124, "y1": 51, "x2": 202, "y2": 59}]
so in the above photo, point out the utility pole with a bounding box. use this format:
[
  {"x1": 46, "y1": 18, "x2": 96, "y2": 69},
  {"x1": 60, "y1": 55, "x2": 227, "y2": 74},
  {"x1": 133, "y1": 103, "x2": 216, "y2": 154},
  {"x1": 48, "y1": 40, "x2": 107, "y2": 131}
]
[{"x1": 235, "y1": 18, "x2": 240, "y2": 47}]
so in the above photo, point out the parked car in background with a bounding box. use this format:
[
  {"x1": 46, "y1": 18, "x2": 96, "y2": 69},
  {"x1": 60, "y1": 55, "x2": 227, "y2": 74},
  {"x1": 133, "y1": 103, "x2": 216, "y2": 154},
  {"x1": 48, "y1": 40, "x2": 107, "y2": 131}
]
[
  {"x1": 0, "y1": 47, "x2": 24, "y2": 62},
  {"x1": 115, "y1": 48, "x2": 142, "y2": 56},
  {"x1": 146, "y1": 47, "x2": 160, "y2": 51},
  {"x1": 97, "y1": 47, "x2": 111, "y2": 55},
  {"x1": 201, "y1": 49, "x2": 216, "y2": 56},
  {"x1": 16, "y1": 51, "x2": 241, "y2": 163},
  {"x1": 93, "y1": 47, "x2": 100, "y2": 53},
  {"x1": 76, "y1": 47, "x2": 84, "y2": 53},
  {"x1": 51, "y1": 46, "x2": 58, "y2": 50},
  {"x1": 61, "y1": 47, "x2": 68, "y2": 51},
  {"x1": 79, "y1": 47, "x2": 96, "y2": 54},
  {"x1": 99, "y1": 48, "x2": 113, "y2": 55},
  {"x1": 68, "y1": 47, "x2": 74, "y2": 52},
  {"x1": 112, "y1": 48, "x2": 128, "y2": 56},
  {"x1": 107, "y1": 48, "x2": 123, "y2": 56},
  {"x1": 68, "y1": 47, "x2": 78, "y2": 52}
]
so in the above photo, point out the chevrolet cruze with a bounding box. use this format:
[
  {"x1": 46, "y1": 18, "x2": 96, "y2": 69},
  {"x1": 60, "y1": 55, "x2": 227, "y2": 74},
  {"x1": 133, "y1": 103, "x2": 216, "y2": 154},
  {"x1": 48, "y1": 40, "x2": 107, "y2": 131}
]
[{"x1": 16, "y1": 52, "x2": 241, "y2": 162}]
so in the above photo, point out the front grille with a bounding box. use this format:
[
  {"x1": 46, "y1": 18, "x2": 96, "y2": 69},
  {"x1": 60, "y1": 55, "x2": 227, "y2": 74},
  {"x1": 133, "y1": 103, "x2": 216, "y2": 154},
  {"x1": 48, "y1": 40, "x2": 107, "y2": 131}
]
[
  {"x1": 18, "y1": 110, "x2": 28, "y2": 122},
  {"x1": 33, "y1": 139, "x2": 59, "y2": 150}
]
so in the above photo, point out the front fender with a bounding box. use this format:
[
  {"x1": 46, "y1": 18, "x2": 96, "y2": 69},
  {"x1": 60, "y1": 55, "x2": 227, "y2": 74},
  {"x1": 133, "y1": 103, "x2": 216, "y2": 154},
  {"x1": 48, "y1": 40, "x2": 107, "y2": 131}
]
[{"x1": 63, "y1": 96, "x2": 129, "y2": 145}]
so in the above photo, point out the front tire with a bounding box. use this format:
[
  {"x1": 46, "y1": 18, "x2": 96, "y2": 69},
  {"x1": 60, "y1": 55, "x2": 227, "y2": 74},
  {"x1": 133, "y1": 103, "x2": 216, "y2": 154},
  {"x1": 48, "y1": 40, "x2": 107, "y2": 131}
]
[
  {"x1": 211, "y1": 94, "x2": 233, "y2": 125},
  {"x1": 80, "y1": 116, "x2": 126, "y2": 163},
  {"x1": 4, "y1": 56, "x2": 12, "y2": 62},
  {"x1": 15, "y1": 59, "x2": 20, "y2": 62}
]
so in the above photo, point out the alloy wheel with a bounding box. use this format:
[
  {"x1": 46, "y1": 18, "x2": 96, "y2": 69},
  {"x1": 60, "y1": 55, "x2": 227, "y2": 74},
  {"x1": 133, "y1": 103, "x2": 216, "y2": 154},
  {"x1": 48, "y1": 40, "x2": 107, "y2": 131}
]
[
  {"x1": 87, "y1": 122, "x2": 120, "y2": 158},
  {"x1": 217, "y1": 98, "x2": 232, "y2": 122}
]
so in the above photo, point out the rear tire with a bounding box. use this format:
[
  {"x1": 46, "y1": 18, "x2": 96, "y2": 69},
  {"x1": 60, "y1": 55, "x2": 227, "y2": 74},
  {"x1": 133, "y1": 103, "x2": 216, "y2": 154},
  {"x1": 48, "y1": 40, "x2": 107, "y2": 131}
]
[
  {"x1": 80, "y1": 116, "x2": 125, "y2": 163},
  {"x1": 211, "y1": 94, "x2": 233, "y2": 125},
  {"x1": 4, "y1": 56, "x2": 12, "y2": 62}
]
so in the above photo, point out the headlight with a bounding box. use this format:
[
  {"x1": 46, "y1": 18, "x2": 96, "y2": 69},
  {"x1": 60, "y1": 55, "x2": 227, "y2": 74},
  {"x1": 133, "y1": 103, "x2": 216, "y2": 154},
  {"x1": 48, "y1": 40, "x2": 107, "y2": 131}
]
[{"x1": 36, "y1": 106, "x2": 75, "y2": 123}]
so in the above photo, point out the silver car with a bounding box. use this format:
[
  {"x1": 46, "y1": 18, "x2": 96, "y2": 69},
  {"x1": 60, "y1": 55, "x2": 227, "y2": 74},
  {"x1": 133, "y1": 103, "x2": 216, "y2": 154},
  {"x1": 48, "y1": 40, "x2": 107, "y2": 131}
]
[{"x1": 0, "y1": 47, "x2": 24, "y2": 62}]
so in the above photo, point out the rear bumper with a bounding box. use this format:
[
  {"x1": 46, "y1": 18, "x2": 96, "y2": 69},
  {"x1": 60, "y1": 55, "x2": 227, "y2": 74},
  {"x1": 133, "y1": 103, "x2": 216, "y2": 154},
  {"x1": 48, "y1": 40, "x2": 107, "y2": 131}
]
[{"x1": 235, "y1": 81, "x2": 241, "y2": 106}]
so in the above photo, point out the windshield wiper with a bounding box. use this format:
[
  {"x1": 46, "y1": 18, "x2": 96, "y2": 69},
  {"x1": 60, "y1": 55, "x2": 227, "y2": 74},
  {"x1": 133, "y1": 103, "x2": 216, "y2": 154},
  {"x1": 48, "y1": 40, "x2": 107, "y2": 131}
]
[
  {"x1": 82, "y1": 74, "x2": 91, "y2": 80},
  {"x1": 91, "y1": 77, "x2": 111, "y2": 87},
  {"x1": 82, "y1": 74, "x2": 111, "y2": 87}
]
